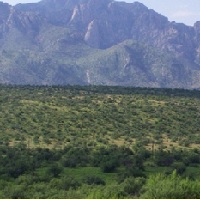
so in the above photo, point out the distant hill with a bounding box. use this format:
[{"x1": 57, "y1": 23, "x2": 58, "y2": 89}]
[{"x1": 0, "y1": 0, "x2": 200, "y2": 88}]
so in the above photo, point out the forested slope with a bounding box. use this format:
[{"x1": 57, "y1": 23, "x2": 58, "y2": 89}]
[{"x1": 0, "y1": 85, "x2": 200, "y2": 198}]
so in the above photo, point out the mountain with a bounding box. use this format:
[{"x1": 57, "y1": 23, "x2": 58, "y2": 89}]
[{"x1": 0, "y1": 0, "x2": 200, "y2": 88}]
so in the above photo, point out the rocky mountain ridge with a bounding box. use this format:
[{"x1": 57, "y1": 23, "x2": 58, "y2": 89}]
[{"x1": 0, "y1": 0, "x2": 200, "y2": 88}]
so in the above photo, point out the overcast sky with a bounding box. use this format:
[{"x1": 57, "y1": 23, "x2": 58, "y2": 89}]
[{"x1": 2, "y1": 0, "x2": 200, "y2": 26}]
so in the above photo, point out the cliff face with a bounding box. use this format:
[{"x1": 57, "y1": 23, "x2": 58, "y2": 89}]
[
  {"x1": 0, "y1": 0, "x2": 200, "y2": 88},
  {"x1": 0, "y1": 2, "x2": 10, "y2": 23}
]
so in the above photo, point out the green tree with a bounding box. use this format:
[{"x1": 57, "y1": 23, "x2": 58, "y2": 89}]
[
  {"x1": 123, "y1": 177, "x2": 145, "y2": 197},
  {"x1": 141, "y1": 171, "x2": 200, "y2": 198},
  {"x1": 171, "y1": 162, "x2": 186, "y2": 175},
  {"x1": 46, "y1": 164, "x2": 63, "y2": 178}
]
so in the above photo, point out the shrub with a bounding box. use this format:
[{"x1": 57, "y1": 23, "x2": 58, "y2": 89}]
[
  {"x1": 84, "y1": 175, "x2": 106, "y2": 185},
  {"x1": 123, "y1": 177, "x2": 145, "y2": 196},
  {"x1": 46, "y1": 164, "x2": 63, "y2": 178},
  {"x1": 100, "y1": 160, "x2": 117, "y2": 173},
  {"x1": 141, "y1": 171, "x2": 200, "y2": 198},
  {"x1": 171, "y1": 162, "x2": 186, "y2": 175}
]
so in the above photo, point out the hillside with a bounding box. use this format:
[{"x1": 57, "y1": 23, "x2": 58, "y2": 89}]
[
  {"x1": 0, "y1": 85, "x2": 200, "y2": 198},
  {"x1": 0, "y1": 0, "x2": 200, "y2": 88},
  {"x1": 1, "y1": 85, "x2": 200, "y2": 149}
]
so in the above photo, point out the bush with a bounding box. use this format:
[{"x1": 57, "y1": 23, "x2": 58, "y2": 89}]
[
  {"x1": 46, "y1": 164, "x2": 63, "y2": 178},
  {"x1": 171, "y1": 162, "x2": 186, "y2": 175},
  {"x1": 154, "y1": 150, "x2": 174, "y2": 166},
  {"x1": 50, "y1": 176, "x2": 81, "y2": 190},
  {"x1": 123, "y1": 177, "x2": 145, "y2": 196},
  {"x1": 141, "y1": 171, "x2": 200, "y2": 198},
  {"x1": 2, "y1": 185, "x2": 27, "y2": 199},
  {"x1": 84, "y1": 175, "x2": 105, "y2": 185},
  {"x1": 86, "y1": 185, "x2": 126, "y2": 199},
  {"x1": 100, "y1": 160, "x2": 117, "y2": 173}
]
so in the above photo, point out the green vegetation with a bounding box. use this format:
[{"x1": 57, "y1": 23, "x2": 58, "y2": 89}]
[
  {"x1": 0, "y1": 84, "x2": 200, "y2": 149},
  {"x1": 0, "y1": 85, "x2": 200, "y2": 198},
  {"x1": 1, "y1": 36, "x2": 199, "y2": 88}
]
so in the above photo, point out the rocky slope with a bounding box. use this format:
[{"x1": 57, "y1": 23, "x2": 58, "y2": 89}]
[{"x1": 0, "y1": 0, "x2": 200, "y2": 88}]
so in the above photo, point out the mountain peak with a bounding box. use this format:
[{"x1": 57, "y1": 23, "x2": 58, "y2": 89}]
[
  {"x1": 0, "y1": 1, "x2": 11, "y2": 23},
  {"x1": 0, "y1": 0, "x2": 200, "y2": 88},
  {"x1": 194, "y1": 21, "x2": 200, "y2": 31}
]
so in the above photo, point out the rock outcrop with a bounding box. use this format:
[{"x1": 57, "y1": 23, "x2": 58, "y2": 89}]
[{"x1": 0, "y1": 0, "x2": 200, "y2": 88}]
